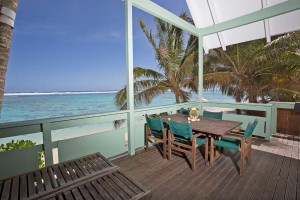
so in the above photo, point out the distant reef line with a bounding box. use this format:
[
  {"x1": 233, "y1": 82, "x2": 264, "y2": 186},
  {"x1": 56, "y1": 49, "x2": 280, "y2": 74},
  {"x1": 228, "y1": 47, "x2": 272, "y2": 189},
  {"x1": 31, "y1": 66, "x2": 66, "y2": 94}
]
[{"x1": 4, "y1": 91, "x2": 119, "y2": 96}]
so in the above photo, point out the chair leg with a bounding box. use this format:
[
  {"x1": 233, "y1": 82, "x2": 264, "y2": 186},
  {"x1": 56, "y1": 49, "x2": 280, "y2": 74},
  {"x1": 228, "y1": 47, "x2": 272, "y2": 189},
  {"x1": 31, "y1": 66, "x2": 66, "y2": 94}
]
[
  {"x1": 144, "y1": 126, "x2": 149, "y2": 150},
  {"x1": 240, "y1": 150, "x2": 244, "y2": 176},
  {"x1": 215, "y1": 146, "x2": 220, "y2": 156},
  {"x1": 168, "y1": 140, "x2": 172, "y2": 161},
  {"x1": 163, "y1": 140, "x2": 166, "y2": 159},
  {"x1": 246, "y1": 136, "x2": 252, "y2": 164},
  {"x1": 220, "y1": 147, "x2": 224, "y2": 154},
  {"x1": 247, "y1": 147, "x2": 252, "y2": 164},
  {"x1": 205, "y1": 142, "x2": 208, "y2": 163},
  {"x1": 210, "y1": 137, "x2": 215, "y2": 165},
  {"x1": 192, "y1": 148, "x2": 196, "y2": 171},
  {"x1": 145, "y1": 137, "x2": 149, "y2": 150}
]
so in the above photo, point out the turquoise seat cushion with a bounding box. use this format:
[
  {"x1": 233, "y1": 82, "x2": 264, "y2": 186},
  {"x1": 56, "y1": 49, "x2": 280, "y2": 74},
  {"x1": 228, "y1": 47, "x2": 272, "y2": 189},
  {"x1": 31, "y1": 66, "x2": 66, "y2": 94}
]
[
  {"x1": 221, "y1": 137, "x2": 239, "y2": 143},
  {"x1": 151, "y1": 130, "x2": 163, "y2": 138},
  {"x1": 196, "y1": 138, "x2": 207, "y2": 146},
  {"x1": 214, "y1": 139, "x2": 239, "y2": 150},
  {"x1": 173, "y1": 136, "x2": 207, "y2": 147},
  {"x1": 174, "y1": 135, "x2": 190, "y2": 144}
]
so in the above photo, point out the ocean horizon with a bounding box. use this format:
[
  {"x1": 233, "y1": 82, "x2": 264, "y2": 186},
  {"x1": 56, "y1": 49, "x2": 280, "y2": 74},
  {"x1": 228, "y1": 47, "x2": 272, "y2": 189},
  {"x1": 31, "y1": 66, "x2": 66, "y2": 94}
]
[
  {"x1": 1, "y1": 90, "x2": 234, "y2": 123},
  {"x1": 0, "y1": 90, "x2": 234, "y2": 145},
  {"x1": 4, "y1": 91, "x2": 119, "y2": 96}
]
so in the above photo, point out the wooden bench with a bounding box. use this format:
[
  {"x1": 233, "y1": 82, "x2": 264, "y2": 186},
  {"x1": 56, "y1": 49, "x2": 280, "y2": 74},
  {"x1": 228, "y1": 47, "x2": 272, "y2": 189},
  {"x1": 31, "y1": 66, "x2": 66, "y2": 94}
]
[{"x1": 0, "y1": 152, "x2": 151, "y2": 200}]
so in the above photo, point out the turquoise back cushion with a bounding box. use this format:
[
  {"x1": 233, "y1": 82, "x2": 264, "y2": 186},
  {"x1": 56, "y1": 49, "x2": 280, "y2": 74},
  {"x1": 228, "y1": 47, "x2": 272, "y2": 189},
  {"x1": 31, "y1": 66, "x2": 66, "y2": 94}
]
[
  {"x1": 145, "y1": 114, "x2": 164, "y2": 132},
  {"x1": 180, "y1": 108, "x2": 190, "y2": 115},
  {"x1": 243, "y1": 119, "x2": 259, "y2": 138},
  {"x1": 203, "y1": 110, "x2": 223, "y2": 119},
  {"x1": 169, "y1": 121, "x2": 192, "y2": 140}
]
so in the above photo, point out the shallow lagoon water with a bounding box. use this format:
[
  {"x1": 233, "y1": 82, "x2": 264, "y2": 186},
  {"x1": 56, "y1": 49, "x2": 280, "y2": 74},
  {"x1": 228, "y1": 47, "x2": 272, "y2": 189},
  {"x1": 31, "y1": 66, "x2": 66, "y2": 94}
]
[{"x1": 0, "y1": 91, "x2": 234, "y2": 144}]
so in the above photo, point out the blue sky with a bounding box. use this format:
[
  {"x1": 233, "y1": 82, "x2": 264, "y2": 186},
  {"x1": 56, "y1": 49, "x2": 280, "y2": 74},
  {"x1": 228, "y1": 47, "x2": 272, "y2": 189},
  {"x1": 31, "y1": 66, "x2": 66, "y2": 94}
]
[{"x1": 5, "y1": 0, "x2": 190, "y2": 92}]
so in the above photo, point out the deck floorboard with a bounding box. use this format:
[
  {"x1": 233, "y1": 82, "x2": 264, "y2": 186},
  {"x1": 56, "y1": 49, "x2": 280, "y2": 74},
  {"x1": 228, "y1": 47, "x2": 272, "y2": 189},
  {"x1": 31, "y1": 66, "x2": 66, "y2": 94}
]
[{"x1": 114, "y1": 134, "x2": 300, "y2": 200}]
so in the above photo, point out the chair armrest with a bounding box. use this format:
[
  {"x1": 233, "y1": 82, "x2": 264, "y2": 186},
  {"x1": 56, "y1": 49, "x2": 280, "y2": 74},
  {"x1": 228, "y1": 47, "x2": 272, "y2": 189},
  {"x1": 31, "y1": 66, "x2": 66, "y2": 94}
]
[
  {"x1": 223, "y1": 133, "x2": 243, "y2": 141},
  {"x1": 193, "y1": 133, "x2": 206, "y2": 138},
  {"x1": 231, "y1": 129, "x2": 245, "y2": 134}
]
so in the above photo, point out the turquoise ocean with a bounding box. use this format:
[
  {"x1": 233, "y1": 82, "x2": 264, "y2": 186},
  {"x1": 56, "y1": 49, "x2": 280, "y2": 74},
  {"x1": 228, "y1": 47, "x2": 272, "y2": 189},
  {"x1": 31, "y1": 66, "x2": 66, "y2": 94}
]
[{"x1": 0, "y1": 91, "x2": 234, "y2": 144}]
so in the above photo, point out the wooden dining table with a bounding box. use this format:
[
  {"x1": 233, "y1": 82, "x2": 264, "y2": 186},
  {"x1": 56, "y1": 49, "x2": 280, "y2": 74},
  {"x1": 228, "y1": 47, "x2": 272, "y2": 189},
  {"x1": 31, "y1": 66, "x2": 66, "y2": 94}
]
[{"x1": 162, "y1": 114, "x2": 242, "y2": 165}]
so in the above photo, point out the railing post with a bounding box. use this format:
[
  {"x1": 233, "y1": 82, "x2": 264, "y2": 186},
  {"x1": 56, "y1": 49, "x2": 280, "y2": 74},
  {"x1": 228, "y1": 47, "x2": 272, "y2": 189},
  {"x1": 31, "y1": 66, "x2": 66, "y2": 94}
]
[
  {"x1": 42, "y1": 122, "x2": 53, "y2": 166},
  {"x1": 270, "y1": 103, "x2": 277, "y2": 136},
  {"x1": 265, "y1": 106, "x2": 272, "y2": 140},
  {"x1": 198, "y1": 33, "x2": 204, "y2": 113},
  {"x1": 125, "y1": 0, "x2": 135, "y2": 155}
]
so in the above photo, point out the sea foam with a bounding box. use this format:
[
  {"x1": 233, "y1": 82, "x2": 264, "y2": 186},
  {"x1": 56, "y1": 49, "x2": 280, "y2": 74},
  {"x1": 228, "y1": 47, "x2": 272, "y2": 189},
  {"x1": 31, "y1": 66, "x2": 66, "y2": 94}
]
[{"x1": 4, "y1": 91, "x2": 118, "y2": 96}]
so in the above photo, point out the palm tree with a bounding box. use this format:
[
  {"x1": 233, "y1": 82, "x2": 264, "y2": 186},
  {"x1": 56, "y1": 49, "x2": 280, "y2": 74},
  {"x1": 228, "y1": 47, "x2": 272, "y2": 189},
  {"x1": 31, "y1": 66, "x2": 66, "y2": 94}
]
[
  {"x1": 114, "y1": 13, "x2": 198, "y2": 126},
  {"x1": 262, "y1": 31, "x2": 300, "y2": 101},
  {"x1": 204, "y1": 31, "x2": 300, "y2": 103},
  {"x1": 0, "y1": 0, "x2": 19, "y2": 111},
  {"x1": 204, "y1": 39, "x2": 267, "y2": 103}
]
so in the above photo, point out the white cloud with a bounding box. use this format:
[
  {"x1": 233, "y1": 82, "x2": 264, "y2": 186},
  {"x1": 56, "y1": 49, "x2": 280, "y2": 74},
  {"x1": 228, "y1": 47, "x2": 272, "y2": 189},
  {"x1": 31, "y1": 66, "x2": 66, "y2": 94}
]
[{"x1": 15, "y1": 23, "x2": 67, "y2": 37}]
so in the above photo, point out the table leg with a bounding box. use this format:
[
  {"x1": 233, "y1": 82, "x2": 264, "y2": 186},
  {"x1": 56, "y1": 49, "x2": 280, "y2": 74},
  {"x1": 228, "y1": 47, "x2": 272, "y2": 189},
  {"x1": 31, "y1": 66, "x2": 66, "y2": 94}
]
[
  {"x1": 215, "y1": 136, "x2": 220, "y2": 157},
  {"x1": 210, "y1": 136, "x2": 214, "y2": 165}
]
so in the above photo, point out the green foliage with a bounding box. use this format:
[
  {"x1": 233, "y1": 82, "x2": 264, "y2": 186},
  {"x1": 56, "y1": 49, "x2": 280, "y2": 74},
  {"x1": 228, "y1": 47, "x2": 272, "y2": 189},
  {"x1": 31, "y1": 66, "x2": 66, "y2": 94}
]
[
  {"x1": 204, "y1": 31, "x2": 300, "y2": 103},
  {"x1": 0, "y1": 139, "x2": 36, "y2": 152},
  {"x1": 38, "y1": 151, "x2": 45, "y2": 168},
  {"x1": 114, "y1": 12, "x2": 198, "y2": 128},
  {"x1": 0, "y1": 140, "x2": 45, "y2": 168}
]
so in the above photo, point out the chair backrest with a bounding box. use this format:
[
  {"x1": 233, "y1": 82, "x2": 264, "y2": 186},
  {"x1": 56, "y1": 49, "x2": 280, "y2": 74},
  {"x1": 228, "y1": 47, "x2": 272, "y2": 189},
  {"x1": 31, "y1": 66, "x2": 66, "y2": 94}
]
[
  {"x1": 243, "y1": 119, "x2": 259, "y2": 138},
  {"x1": 203, "y1": 110, "x2": 223, "y2": 119},
  {"x1": 180, "y1": 108, "x2": 190, "y2": 115},
  {"x1": 145, "y1": 114, "x2": 164, "y2": 132},
  {"x1": 169, "y1": 121, "x2": 193, "y2": 140}
]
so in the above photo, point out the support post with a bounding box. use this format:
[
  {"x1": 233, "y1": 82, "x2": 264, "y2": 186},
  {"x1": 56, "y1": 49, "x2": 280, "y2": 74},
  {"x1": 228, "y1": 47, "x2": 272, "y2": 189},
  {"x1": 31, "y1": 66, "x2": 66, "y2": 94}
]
[
  {"x1": 198, "y1": 33, "x2": 204, "y2": 111},
  {"x1": 42, "y1": 123, "x2": 53, "y2": 166},
  {"x1": 265, "y1": 106, "x2": 272, "y2": 140},
  {"x1": 125, "y1": 0, "x2": 135, "y2": 155},
  {"x1": 270, "y1": 103, "x2": 277, "y2": 136}
]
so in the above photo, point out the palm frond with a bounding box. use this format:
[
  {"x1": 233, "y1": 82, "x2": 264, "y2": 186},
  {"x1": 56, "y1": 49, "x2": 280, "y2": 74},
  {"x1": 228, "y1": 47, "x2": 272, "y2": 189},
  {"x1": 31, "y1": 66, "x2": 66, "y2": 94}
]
[
  {"x1": 138, "y1": 19, "x2": 157, "y2": 50},
  {"x1": 204, "y1": 72, "x2": 232, "y2": 89},
  {"x1": 264, "y1": 31, "x2": 300, "y2": 52},
  {"x1": 134, "y1": 67, "x2": 165, "y2": 80},
  {"x1": 135, "y1": 83, "x2": 169, "y2": 105},
  {"x1": 114, "y1": 86, "x2": 127, "y2": 109}
]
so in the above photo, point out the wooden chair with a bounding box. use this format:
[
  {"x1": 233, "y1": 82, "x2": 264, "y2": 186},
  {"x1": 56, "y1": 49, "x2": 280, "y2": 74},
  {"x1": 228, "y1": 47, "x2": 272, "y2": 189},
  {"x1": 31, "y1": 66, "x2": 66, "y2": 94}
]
[
  {"x1": 180, "y1": 107, "x2": 190, "y2": 115},
  {"x1": 168, "y1": 121, "x2": 208, "y2": 171},
  {"x1": 202, "y1": 110, "x2": 223, "y2": 155},
  {"x1": 203, "y1": 110, "x2": 223, "y2": 119},
  {"x1": 145, "y1": 114, "x2": 167, "y2": 159},
  {"x1": 213, "y1": 119, "x2": 259, "y2": 175}
]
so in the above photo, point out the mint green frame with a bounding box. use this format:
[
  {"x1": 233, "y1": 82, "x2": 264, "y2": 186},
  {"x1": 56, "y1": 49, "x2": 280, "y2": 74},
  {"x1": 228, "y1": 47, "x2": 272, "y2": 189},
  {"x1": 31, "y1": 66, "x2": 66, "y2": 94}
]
[
  {"x1": 125, "y1": 0, "x2": 300, "y2": 152},
  {"x1": 0, "y1": 0, "x2": 300, "y2": 178},
  {"x1": 0, "y1": 100, "x2": 292, "y2": 178}
]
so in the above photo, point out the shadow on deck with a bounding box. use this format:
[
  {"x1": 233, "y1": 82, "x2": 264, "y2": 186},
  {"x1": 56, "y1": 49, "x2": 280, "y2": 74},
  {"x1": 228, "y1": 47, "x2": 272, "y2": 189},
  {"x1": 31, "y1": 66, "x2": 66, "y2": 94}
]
[{"x1": 114, "y1": 134, "x2": 299, "y2": 200}]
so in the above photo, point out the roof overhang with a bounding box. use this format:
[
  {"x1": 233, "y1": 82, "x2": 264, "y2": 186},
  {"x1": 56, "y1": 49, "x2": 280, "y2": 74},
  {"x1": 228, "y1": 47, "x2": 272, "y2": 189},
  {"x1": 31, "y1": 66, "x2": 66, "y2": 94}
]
[{"x1": 186, "y1": 0, "x2": 300, "y2": 52}]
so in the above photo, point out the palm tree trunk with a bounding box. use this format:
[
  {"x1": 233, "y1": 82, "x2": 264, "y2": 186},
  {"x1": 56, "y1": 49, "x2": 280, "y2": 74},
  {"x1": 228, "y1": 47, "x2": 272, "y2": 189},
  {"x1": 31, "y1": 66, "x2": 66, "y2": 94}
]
[
  {"x1": 235, "y1": 94, "x2": 242, "y2": 115},
  {"x1": 0, "y1": 0, "x2": 18, "y2": 112},
  {"x1": 175, "y1": 94, "x2": 180, "y2": 103}
]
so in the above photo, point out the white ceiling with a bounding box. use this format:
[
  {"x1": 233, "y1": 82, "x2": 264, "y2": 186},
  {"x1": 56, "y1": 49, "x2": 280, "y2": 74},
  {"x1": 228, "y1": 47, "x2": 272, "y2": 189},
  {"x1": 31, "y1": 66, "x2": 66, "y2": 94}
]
[{"x1": 186, "y1": 0, "x2": 300, "y2": 52}]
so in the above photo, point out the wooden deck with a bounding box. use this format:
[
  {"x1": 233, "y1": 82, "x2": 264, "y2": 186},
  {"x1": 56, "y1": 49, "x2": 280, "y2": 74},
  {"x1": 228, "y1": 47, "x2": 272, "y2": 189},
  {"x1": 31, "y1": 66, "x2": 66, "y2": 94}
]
[{"x1": 114, "y1": 133, "x2": 300, "y2": 200}]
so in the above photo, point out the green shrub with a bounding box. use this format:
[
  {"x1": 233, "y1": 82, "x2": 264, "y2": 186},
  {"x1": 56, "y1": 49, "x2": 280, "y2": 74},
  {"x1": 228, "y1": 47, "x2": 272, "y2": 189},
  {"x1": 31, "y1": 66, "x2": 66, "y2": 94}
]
[{"x1": 0, "y1": 140, "x2": 45, "y2": 168}]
